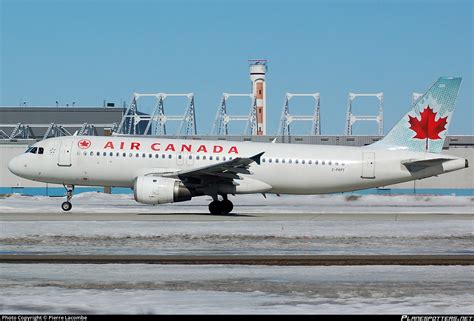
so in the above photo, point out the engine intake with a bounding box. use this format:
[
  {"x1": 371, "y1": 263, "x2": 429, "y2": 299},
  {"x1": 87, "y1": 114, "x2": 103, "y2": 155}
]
[{"x1": 134, "y1": 176, "x2": 192, "y2": 204}]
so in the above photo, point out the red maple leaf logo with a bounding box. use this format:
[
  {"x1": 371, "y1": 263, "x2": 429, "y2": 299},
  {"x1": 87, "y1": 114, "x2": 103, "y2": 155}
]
[
  {"x1": 78, "y1": 139, "x2": 91, "y2": 149},
  {"x1": 408, "y1": 106, "x2": 448, "y2": 140},
  {"x1": 408, "y1": 106, "x2": 448, "y2": 151}
]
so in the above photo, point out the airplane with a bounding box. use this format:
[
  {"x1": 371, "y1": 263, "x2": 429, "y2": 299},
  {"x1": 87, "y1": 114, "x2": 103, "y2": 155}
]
[{"x1": 8, "y1": 77, "x2": 468, "y2": 214}]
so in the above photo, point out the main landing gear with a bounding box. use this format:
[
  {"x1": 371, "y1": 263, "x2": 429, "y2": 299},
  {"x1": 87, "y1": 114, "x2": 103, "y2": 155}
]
[
  {"x1": 61, "y1": 185, "x2": 74, "y2": 212},
  {"x1": 208, "y1": 195, "x2": 234, "y2": 215}
]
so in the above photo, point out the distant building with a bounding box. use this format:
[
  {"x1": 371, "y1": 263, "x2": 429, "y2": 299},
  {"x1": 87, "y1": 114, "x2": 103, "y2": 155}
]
[{"x1": 0, "y1": 106, "x2": 124, "y2": 139}]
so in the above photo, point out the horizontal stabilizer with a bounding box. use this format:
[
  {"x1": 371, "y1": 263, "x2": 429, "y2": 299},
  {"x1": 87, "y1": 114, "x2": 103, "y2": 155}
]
[{"x1": 402, "y1": 158, "x2": 452, "y2": 172}]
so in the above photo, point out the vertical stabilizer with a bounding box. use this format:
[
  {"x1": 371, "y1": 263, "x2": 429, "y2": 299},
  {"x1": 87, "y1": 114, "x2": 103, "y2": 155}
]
[{"x1": 371, "y1": 77, "x2": 462, "y2": 153}]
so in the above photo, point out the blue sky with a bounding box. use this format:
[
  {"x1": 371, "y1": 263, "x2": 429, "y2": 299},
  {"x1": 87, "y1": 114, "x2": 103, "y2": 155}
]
[{"x1": 1, "y1": 0, "x2": 472, "y2": 135}]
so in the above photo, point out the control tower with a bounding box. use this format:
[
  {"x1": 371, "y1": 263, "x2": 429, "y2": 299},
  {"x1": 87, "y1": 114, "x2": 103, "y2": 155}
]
[{"x1": 249, "y1": 59, "x2": 267, "y2": 135}]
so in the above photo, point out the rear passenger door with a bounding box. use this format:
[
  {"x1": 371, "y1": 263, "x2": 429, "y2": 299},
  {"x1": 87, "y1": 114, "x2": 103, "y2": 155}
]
[{"x1": 361, "y1": 152, "x2": 375, "y2": 179}]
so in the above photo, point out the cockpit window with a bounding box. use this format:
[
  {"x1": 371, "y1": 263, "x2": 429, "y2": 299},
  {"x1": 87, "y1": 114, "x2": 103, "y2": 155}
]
[{"x1": 26, "y1": 147, "x2": 43, "y2": 154}]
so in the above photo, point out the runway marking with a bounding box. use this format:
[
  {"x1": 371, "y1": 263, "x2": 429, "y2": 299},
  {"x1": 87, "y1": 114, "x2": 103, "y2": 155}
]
[{"x1": 1, "y1": 255, "x2": 472, "y2": 266}]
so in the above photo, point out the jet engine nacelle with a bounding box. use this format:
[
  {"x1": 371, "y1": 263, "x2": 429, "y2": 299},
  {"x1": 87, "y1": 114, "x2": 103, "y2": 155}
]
[{"x1": 133, "y1": 176, "x2": 192, "y2": 205}]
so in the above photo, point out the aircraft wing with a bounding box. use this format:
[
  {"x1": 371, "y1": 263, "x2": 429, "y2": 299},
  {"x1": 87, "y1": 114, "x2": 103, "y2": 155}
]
[{"x1": 148, "y1": 152, "x2": 265, "y2": 184}]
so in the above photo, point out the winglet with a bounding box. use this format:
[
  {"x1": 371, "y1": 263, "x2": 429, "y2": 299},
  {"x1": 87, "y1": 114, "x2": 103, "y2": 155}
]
[{"x1": 250, "y1": 152, "x2": 265, "y2": 165}]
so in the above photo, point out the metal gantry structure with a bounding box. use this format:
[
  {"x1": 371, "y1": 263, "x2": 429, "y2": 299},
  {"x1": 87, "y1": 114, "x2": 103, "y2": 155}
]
[
  {"x1": 42, "y1": 123, "x2": 72, "y2": 140},
  {"x1": 211, "y1": 93, "x2": 257, "y2": 135},
  {"x1": 8, "y1": 123, "x2": 35, "y2": 140},
  {"x1": 2, "y1": 122, "x2": 101, "y2": 140},
  {"x1": 345, "y1": 92, "x2": 384, "y2": 136},
  {"x1": 78, "y1": 123, "x2": 99, "y2": 136},
  {"x1": 278, "y1": 93, "x2": 321, "y2": 136},
  {"x1": 116, "y1": 92, "x2": 197, "y2": 136},
  {"x1": 0, "y1": 130, "x2": 9, "y2": 139}
]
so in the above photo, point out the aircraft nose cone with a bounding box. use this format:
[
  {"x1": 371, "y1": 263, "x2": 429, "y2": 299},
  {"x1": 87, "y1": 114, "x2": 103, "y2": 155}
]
[{"x1": 8, "y1": 157, "x2": 23, "y2": 177}]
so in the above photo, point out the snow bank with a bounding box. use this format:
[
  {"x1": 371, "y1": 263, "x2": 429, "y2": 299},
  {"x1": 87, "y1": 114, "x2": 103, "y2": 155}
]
[{"x1": 1, "y1": 192, "x2": 472, "y2": 214}]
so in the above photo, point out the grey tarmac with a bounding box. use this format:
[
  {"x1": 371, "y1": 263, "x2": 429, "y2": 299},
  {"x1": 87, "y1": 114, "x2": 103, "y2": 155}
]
[{"x1": 0, "y1": 212, "x2": 472, "y2": 221}]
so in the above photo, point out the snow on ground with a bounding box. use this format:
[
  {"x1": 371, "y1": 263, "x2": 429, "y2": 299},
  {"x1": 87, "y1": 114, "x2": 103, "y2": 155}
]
[
  {"x1": 1, "y1": 264, "x2": 473, "y2": 314},
  {"x1": 1, "y1": 193, "x2": 472, "y2": 255},
  {"x1": 0, "y1": 192, "x2": 473, "y2": 214},
  {"x1": 1, "y1": 219, "x2": 472, "y2": 255},
  {"x1": 1, "y1": 193, "x2": 472, "y2": 313}
]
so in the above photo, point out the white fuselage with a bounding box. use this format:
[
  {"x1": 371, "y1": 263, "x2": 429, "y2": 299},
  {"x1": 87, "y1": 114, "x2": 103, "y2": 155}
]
[{"x1": 8, "y1": 135, "x2": 466, "y2": 195}]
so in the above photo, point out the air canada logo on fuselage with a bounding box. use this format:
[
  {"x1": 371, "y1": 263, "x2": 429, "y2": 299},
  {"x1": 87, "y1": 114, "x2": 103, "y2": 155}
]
[
  {"x1": 103, "y1": 141, "x2": 239, "y2": 154},
  {"x1": 78, "y1": 139, "x2": 92, "y2": 149}
]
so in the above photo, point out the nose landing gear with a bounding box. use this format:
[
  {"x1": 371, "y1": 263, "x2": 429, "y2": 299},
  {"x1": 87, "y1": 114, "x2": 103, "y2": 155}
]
[{"x1": 61, "y1": 185, "x2": 74, "y2": 212}]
